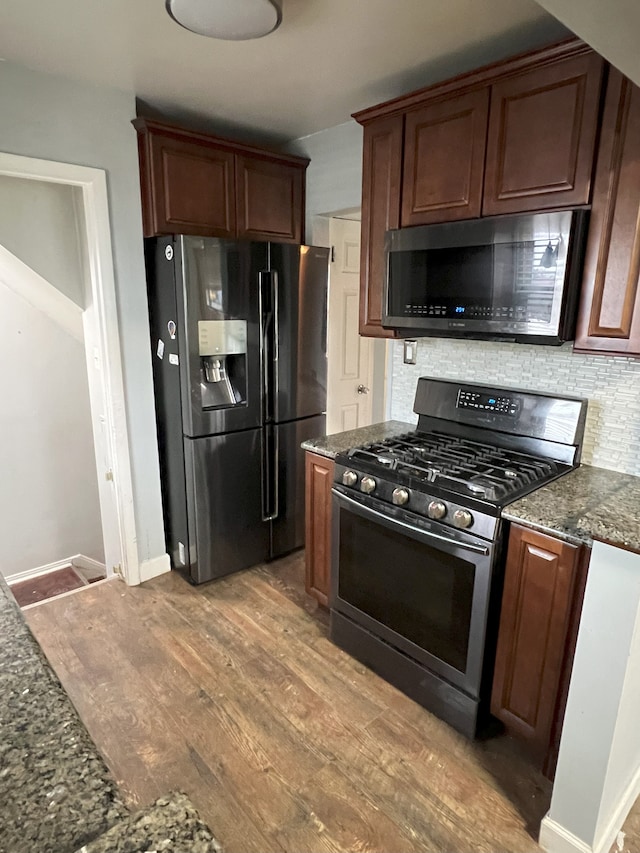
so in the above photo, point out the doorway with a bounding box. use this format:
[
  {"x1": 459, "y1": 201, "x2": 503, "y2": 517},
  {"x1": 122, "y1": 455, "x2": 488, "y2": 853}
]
[
  {"x1": 0, "y1": 152, "x2": 138, "y2": 587},
  {"x1": 327, "y1": 215, "x2": 387, "y2": 434}
]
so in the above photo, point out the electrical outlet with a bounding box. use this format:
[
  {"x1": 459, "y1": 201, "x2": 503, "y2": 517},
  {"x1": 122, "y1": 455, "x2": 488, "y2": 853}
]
[{"x1": 403, "y1": 339, "x2": 417, "y2": 364}]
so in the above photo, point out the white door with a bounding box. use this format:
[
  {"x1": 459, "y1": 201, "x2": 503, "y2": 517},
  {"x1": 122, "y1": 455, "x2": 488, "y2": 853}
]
[{"x1": 327, "y1": 218, "x2": 374, "y2": 434}]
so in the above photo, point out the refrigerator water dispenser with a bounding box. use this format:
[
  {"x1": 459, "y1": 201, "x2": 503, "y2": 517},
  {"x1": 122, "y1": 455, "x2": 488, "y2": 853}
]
[{"x1": 198, "y1": 319, "x2": 247, "y2": 409}]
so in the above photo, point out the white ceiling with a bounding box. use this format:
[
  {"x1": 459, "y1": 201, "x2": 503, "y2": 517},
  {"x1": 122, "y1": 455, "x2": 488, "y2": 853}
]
[{"x1": 0, "y1": 0, "x2": 570, "y2": 144}]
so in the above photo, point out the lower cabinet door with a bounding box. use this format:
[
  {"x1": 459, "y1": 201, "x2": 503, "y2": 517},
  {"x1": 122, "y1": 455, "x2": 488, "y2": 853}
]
[
  {"x1": 304, "y1": 451, "x2": 335, "y2": 606},
  {"x1": 491, "y1": 524, "x2": 587, "y2": 771}
]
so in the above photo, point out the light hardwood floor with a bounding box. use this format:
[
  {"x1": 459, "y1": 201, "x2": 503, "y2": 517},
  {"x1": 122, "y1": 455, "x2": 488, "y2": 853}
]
[{"x1": 23, "y1": 552, "x2": 637, "y2": 853}]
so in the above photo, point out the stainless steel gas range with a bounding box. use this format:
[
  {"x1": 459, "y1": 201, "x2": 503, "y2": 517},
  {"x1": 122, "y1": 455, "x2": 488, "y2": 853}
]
[{"x1": 330, "y1": 377, "x2": 587, "y2": 738}]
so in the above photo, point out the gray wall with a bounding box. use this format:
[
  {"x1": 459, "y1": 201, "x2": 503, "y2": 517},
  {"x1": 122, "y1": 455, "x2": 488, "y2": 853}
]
[
  {"x1": 286, "y1": 122, "x2": 363, "y2": 245},
  {"x1": 544, "y1": 541, "x2": 640, "y2": 850},
  {"x1": 0, "y1": 62, "x2": 165, "y2": 566},
  {"x1": 0, "y1": 176, "x2": 85, "y2": 306},
  {"x1": 0, "y1": 280, "x2": 104, "y2": 579}
]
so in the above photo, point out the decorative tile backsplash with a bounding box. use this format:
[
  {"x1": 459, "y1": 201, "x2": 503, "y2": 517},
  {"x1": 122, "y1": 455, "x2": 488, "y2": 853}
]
[{"x1": 389, "y1": 339, "x2": 640, "y2": 476}]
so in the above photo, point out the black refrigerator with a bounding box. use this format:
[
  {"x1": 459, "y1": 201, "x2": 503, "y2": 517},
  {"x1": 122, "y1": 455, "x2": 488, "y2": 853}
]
[{"x1": 145, "y1": 236, "x2": 329, "y2": 584}]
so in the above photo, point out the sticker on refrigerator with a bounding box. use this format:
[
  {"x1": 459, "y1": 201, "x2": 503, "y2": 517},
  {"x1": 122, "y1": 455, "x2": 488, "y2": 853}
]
[
  {"x1": 156, "y1": 339, "x2": 165, "y2": 359},
  {"x1": 167, "y1": 320, "x2": 177, "y2": 340},
  {"x1": 169, "y1": 353, "x2": 179, "y2": 365},
  {"x1": 165, "y1": 245, "x2": 173, "y2": 261}
]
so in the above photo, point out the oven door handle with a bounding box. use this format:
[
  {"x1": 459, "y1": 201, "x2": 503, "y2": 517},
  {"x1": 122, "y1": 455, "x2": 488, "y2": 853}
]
[{"x1": 333, "y1": 489, "x2": 490, "y2": 556}]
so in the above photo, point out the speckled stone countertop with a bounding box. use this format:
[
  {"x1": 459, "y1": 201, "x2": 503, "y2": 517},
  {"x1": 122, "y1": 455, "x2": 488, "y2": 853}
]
[
  {"x1": 0, "y1": 574, "x2": 127, "y2": 853},
  {"x1": 504, "y1": 464, "x2": 640, "y2": 553},
  {"x1": 302, "y1": 419, "x2": 416, "y2": 459},
  {"x1": 78, "y1": 791, "x2": 222, "y2": 853},
  {"x1": 0, "y1": 575, "x2": 223, "y2": 853}
]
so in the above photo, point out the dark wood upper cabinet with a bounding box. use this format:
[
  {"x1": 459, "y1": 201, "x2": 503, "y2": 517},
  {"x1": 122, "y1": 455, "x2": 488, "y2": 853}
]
[
  {"x1": 235, "y1": 155, "x2": 303, "y2": 243},
  {"x1": 401, "y1": 89, "x2": 489, "y2": 226},
  {"x1": 491, "y1": 524, "x2": 587, "y2": 774},
  {"x1": 133, "y1": 118, "x2": 308, "y2": 242},
  {"x1": 146, "y1": 133, "x2": 236, "y2": 238},
  {"x1": 483, "y1": 53, "x2": 604, "y2": 215},
  {"x1": 574, "y1": 69, "x2": 640, "y2": 356},
  {"x1": 354, "y1": 38, "x2": 606, "y2": 339},
  {"x1": 359, "y1": 115, "x2": 403, "y2": 338}
]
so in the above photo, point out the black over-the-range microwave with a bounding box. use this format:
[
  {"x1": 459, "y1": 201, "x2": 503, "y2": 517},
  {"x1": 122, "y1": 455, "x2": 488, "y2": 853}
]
[{"x1": 383, "y1": 208, "x2": 589, "y2": 345}]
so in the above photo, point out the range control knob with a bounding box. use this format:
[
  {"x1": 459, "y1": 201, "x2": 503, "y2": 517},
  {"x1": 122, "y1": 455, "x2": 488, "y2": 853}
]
[
  {"x1": 427, "y1": 500, "x2": 447, "y2": 520},
  {"x1": 392, "y1": 488, "x2": 409, "y2": 506},
  {"x1": 342, "y1": 470, "x2": 358, "y2": 487},
  {"x1": 360, "y1": 476, "x2": 376, "y2": 495},
  {"x1": 453, "y1": 509, "x2": 474, "y2": 529}
]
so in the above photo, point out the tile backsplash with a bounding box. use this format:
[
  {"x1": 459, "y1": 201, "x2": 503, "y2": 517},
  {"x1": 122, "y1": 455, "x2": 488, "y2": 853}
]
[{"x1": 389, "y1": 339, "x2": 640, "y2": 476}]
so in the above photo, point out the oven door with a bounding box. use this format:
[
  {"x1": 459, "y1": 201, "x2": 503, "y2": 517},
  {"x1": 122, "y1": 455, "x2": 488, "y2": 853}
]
[{"x1": 331, "y1": 488, "x2": 495, "y2": 699}]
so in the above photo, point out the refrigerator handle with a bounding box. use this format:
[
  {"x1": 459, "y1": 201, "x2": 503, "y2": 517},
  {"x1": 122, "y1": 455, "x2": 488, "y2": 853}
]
[
  {"x1": 272, "y1": 269, "x2": 279, "y2": 398},
  {"x1": 259, "y1": 270, "x2": 275, "y2": 423},
  {"x1": 260, "y1": 425, "x2": 279, "y2": 522}
]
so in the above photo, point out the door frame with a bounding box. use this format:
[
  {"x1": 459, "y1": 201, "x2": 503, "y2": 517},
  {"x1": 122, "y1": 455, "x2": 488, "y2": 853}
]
[{"x1": 0, "y1": 151, "x2": 138, "y2": 584}]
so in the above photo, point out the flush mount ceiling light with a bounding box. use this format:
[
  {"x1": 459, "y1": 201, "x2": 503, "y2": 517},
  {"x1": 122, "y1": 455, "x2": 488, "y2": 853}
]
[{"x1": 166, "y1": 0, "x2": 282, "y2": 40}]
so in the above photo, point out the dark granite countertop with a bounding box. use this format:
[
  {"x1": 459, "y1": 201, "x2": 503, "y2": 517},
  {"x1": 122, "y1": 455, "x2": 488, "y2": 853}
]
[
  {"x1": 504, "y1": 464, "x2": 640, "y2": 553},
  {"x1": 0, "y1": 574, "x2": 128, "y2": 853},
  {"x1": 78, "y1": 791, "x2": 222, "y2": 853},
  {"x1": 0, "y1": 575, "x2": 223, "y2": 853},
  {"x1": 302, "y1": 419, "x2": 416, "y2": 459}
]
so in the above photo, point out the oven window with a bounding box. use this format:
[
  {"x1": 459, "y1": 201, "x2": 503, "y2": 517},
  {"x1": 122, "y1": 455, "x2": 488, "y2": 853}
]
[{"x1": 338, "y1": 511, "x2": 475, "y2": 673}]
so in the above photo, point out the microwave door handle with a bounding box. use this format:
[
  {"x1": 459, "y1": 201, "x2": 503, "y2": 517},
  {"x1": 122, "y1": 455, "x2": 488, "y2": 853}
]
[{"x1": 333, "y1": 489, "x2": 490, "y2": 556}]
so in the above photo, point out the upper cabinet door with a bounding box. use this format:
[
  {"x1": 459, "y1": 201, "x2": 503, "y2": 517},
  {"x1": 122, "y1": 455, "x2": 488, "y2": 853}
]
[
  {"x1": 235, "y1": 155, "x2": 304, "y2": 244},
  {"x1": 359, "y1": 115, "x2": 403, "y2": 338},
  {"x1": 401, "y1": 89, "x2": 489, "y2": 226},
  {"x1": 574, "y1": 70, "x2": 640, "y2": 356},
  {"x1": 483, "y1": 53, "x2": 604, "y2": 215},
  {"x1": 148, "y1": 134, "x2": 236, "y2": 238}
]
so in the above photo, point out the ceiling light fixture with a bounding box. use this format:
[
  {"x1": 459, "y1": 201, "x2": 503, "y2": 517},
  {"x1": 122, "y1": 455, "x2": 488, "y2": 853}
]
[{"x1": 166, "y1": 0, "x2": 282, "y2": 40}]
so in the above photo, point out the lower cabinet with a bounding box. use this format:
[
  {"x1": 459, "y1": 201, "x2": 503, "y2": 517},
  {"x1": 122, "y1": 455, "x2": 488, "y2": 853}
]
[
  {"x1": 491, "y1": 524, "x2": 589, "y2": 777},
  {"x1": 304, "y1": 451, "x2": 335, "y2": 606}
]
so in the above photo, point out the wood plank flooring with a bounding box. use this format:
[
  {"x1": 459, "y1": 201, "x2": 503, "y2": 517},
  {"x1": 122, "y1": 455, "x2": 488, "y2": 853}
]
[{"x1": 22, "y1": 553, "x2": 583, "y2": 852}]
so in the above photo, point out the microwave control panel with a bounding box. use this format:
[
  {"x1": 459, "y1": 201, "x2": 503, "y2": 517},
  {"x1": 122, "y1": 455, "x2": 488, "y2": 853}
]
[{"x1": 457, "y1": 389, "x2": 519, "y2": 416}]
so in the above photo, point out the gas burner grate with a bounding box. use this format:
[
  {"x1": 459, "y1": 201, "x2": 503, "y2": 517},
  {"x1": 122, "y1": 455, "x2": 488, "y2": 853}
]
[{"x1": 347, "y1": 431, "x2": 560, "y2": 501}]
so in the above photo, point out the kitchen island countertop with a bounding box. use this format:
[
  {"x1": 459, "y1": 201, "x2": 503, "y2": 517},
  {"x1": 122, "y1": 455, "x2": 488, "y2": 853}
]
[
  {"x1": 0, "y1": 572, "x2": 223, "y2": 852},
  {"x1": 302, "y1": 420, "x2": 415, "y2": 460},
  {"x1": 504, "y1": 464, "x2": 640, "y2": 554}
]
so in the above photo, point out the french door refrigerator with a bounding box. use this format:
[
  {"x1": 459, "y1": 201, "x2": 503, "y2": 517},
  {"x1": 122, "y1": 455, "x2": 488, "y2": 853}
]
[{"x1": 145, "y1": 235, "x2": 329, "y2": 584}]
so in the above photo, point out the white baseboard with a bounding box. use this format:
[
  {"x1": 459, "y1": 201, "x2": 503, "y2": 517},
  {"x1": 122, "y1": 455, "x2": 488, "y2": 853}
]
[
  {"x1": 139, "y1": 553, "x2": 171, "y2": 584},
  {"x1": 540, "y1": 816, "x2": 592, "y2": 853},
  {"x1": 71, "y1": 554, "x2": 106, "y2": 575},
  {"x1": 6, "y1": 557, "x2": 74, "y2": 585},
  {"x1": 6, "y1": 553, "x2": 106, "y2": 586},
  {"x1": 593, "y1": 764, "x2": 640, "y2": 853},
  {"x1": 540, "y1": 762, "x2": 640, "y2": 853}
]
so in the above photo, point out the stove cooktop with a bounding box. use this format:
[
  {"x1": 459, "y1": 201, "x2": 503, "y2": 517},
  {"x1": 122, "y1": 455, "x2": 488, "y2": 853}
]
[{"x1": 340, "y1": 430, "x2": 567, "y2": 507}]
